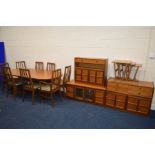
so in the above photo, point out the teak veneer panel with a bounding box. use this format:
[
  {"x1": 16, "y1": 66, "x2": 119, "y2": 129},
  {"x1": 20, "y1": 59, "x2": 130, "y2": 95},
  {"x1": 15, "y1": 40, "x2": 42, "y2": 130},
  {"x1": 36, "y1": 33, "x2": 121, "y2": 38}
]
[
  {"x1": 106, "y1": 78, "x2": 154, "y2": 115},
  {"x1": 75, "y1": 57, "x2": 108, "y2": 86},
  {"x1": 67, "y1": 80, "x2": 106, "y2": 90},
  {"x1": 107, "y1": 77, "x2": 154, "y2": 98}
]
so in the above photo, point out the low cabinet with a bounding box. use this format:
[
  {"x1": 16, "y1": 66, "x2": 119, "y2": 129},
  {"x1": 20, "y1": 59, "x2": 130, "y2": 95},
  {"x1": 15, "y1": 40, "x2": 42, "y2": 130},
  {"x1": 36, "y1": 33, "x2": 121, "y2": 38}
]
[{"x1": 66, "y1": 81, "x2": 106, "y2": 105}]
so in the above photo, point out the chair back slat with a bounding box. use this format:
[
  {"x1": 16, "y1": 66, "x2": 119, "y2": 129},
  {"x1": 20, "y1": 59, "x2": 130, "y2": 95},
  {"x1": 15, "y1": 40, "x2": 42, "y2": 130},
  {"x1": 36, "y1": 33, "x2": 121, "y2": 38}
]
[
  {"x1": 35, "y1": 62, "x2": 44, "y2": 71},
  {"x1": 46, "y1": 62, "x2": 55, "y2": 71},
  {"x1": 51, "y1": 69, "x2": 61, "y2": 86},
  {"x1": 19, "y1": 69, "x2": 33, "y2": 88},
  {"x1": 0, "y1": 63, "x2": 10, "y2": 76},
  {"x1": 63, "y1": 66, "x2": 71, "y2": 84},
  {"x1": 3, "y1": 66, "x2": 14, "y2": 82},
  {"x1": 16, "y1": 61, "x2": 26, "y2": 69}
]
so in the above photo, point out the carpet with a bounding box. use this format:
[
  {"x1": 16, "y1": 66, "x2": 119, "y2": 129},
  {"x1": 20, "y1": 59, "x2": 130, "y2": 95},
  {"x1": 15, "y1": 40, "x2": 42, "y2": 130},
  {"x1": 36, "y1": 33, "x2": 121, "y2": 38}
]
[{"x1": 0, "y1": 93, "x2": 155, "y2": 129}]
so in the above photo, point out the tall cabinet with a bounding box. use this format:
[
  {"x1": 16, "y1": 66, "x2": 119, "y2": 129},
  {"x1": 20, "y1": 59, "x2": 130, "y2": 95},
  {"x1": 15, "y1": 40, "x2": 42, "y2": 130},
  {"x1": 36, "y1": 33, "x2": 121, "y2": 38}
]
[{"x1": 66, "y1": 57, "x2": 108, "y2": 105}]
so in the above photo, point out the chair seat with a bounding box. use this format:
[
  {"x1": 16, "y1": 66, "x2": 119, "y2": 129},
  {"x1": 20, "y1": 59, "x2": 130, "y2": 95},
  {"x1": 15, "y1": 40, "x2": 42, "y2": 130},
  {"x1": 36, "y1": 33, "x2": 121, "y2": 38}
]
[
  {"x1": 24, "y1": 83, "x2": 40, "y2": 89},
  {"x1": 8, "y1": 81, "x2": 23, "y2": 86},
  {"x1": 39, "y1": 84, "x2": 59, "y2": 92}
]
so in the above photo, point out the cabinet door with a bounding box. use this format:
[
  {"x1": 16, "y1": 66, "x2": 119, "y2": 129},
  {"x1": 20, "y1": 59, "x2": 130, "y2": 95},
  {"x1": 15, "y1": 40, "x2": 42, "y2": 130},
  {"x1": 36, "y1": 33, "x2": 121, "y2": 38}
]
[
  {"x1": 95, "y1": 90, "x2": 104, "y2": 98},
  {"x1": 106, "y1": 92, "x2": 116, "y2": 107},
  {"x1": 75, "y1": 68, "x2": 82, "y2": 81},
  {"x1": 96, "y1": 77, "x2": 103, "y2": 85},
  {"x1": 76, "y1": 68, "x2": 82, "y2": 75},
  {"x1": 82, "y1": 69, "x2": 88, "y2": 75},
  {"x1": 138, "y1": 99, "x2": 151, "y2": 107},
  {"x1": 96, "y1": 71, "x2": 103, "y2": 77},
  {"x1": 75, "y1": 87, "x2": 84, "y2": 100},
  {"x1": 89, "y1": 76, "x2": 96, "y2": 83},
  {"x1": 127, "y1": 96, "x2": 139, "y2": 112},
  {"x1": 115, "y1": 94, "x2": 127, "y2": 110},
  {"x1": 66, "y1": 85, "x2": 74, "y2": 98},
  {"x1": 82, "y1": 75, "x2": 88, "y2": 82},
  {"x1": 89, "y1": 70, "x2": 96, "y2": 76},
  {"x1": 138, "y1": 107, "x2": 149, "y2": 115},
  {"x1": 76, "y1": 75, "x2": 81, "y2": 81},
  {"x1": 106, "y1": 92, "x2": 116, "y2": 100},
  {"x1": 84, "y1": 88, "x2": 94, "y2": 102},
  {"x1": 106, "y1": 99, "x2": 115, "y2": 107},
  {"x1": 95, "y1": 90, "x2": 105, "y2": 105},
  {"x1": 95, "y1": 98, "x2": 104, "y2": 104},
  {"x1": 138, "y1": 98, "x2": 151, "y2": 115}
]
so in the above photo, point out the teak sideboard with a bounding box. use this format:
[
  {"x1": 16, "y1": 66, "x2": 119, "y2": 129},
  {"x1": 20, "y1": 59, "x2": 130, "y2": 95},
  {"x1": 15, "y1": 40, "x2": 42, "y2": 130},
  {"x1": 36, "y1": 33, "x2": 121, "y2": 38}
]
[
  {"x1": 66, "y1": 80, "x2": 106, "y2": 105},
  {"x1": 106, "y1": 78, "x2": 154, "y2": 115},
  {"x1": 66, "y1": 57, "x2": 154, "y2": 116}
]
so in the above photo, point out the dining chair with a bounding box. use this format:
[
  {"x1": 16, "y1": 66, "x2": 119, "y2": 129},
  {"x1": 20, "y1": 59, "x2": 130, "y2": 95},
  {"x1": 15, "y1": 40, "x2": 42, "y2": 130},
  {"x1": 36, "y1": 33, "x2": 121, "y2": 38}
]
[
  {"x1": 3, "y1": 66, "x2": 23, "y2": 100},
  {"x1": 0, "y1": 63, "x2": 9, "y2": 79},
  {"x1": 16, "y1": 61, "x2": 26, "y2": 69},
  {"x1": 46, "y1": 62, "x2": 55, "y2": 71},
  {"x1": 39, "y1": 69, "x2": 62, "y2": 106},
  {"x1": 60, "y1": 66, "x2": 71, "y2": 96},
  {"x1": 35, "y1": 62, "x2": 44, "y2": 71},
  {"x1": 0, "y1": 63, "x2": 10, "y2": 93},
  {"x1": 19, "y1": 68, "x2": 39, "y2": 104}
]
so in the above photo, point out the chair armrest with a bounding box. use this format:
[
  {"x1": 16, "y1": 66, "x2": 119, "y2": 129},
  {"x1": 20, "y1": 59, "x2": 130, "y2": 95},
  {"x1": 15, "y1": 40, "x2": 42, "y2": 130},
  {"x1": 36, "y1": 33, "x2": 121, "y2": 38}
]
[{"x1": 39, "y1": 81, "x2": 51, "y2": 85}]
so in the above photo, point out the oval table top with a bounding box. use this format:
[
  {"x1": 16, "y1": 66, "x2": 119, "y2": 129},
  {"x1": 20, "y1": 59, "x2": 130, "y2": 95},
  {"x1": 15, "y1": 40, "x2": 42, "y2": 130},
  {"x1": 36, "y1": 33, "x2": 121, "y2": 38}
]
[{"x1": 11, "y1": 69, "x2": 53, "y2": 80}]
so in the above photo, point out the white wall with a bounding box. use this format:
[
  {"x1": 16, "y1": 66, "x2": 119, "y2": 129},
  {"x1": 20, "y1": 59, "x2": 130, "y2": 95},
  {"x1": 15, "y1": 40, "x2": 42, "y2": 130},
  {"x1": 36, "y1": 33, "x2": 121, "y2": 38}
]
[
  {"x1": 0, "y1": 26, "x2": 155, "y2": 109},
  {"x1": 145, "y1": 27, "x2": 155, "y2": 109}
]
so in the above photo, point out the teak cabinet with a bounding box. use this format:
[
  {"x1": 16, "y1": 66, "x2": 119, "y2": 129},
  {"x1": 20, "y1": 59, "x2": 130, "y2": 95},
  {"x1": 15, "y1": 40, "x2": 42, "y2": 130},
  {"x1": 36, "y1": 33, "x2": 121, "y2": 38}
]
[
  {"x1": 66, "y1": 57, "x2": 154, "y2": 116},
  {"x1": 106, "y1": 78, "x2": 154, "y2": 115},
  {"x1": 75, "y1": 57, "x2": 108, "y2": 86},
  {"x1": 66, "y1": 80, "x2": 106, "y2": 105}
]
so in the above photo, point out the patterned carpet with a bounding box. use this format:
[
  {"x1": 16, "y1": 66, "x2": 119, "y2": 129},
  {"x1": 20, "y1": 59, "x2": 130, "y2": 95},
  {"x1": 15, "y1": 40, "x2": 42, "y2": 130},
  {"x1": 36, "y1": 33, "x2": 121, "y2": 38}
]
[{"x1": 0, "y1": 93, "x2": 155, "y2": 129}]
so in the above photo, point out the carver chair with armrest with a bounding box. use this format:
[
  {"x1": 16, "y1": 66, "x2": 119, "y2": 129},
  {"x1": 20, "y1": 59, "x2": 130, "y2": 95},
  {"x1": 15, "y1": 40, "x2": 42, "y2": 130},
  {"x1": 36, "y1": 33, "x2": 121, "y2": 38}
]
[
  {"x1": 19, "y1": 68, "x2": 39, "y2": 104},
  {"x1": 3, "y1": 66, "x2": 23, "y2": 100},
  {"x1": 0, "y1": 63, "x2": 10, "y2": 93},
  {"x1": 39, "y1": 69, "x2": 62, "y2": 106}
]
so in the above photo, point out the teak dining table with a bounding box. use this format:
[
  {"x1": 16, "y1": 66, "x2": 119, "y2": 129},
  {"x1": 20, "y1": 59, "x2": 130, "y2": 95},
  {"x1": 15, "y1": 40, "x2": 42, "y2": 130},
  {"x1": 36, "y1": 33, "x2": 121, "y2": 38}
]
[{"x1": 11, "y1": 69, "x2": 53, "y2": 80}]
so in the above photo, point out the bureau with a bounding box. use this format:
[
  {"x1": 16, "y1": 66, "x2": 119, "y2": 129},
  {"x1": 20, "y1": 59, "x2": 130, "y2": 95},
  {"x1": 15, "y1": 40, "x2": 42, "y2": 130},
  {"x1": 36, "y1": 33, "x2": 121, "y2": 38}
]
[{"x1": 75, "y1": 57, "x2": 108, "y2": 86}]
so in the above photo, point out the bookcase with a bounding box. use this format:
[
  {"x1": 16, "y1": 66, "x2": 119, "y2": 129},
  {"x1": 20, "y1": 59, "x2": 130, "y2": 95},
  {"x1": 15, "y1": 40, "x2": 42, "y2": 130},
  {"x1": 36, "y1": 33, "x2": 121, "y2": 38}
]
[
  {"x1": 66, "y1": 57, "x2": 108, "y2": 105},
  {"x1": 75, "y1": 57, "x2": 108, "y2": 86}
]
